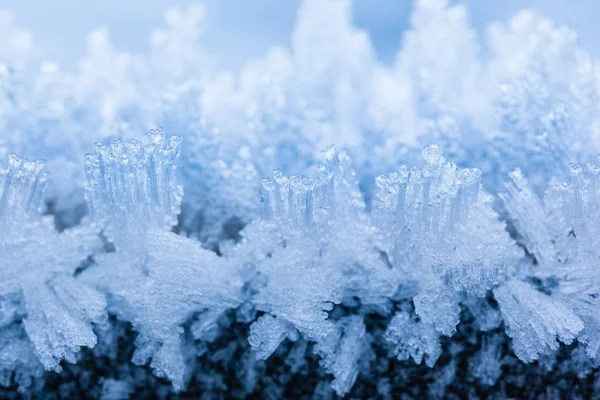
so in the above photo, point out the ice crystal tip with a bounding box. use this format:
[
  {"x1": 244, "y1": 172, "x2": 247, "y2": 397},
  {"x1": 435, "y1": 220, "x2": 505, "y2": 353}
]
[
  {"x1": 260, "y1": 146, "x2": 364, "y2": 231},
  {"x1": 84, "y1": 131, "x2": 183, "y2": 243},
  {"x1": 421, "y1": 144, "x2": 444, "y2": 165},
  {"x1": 372, "y1": 145, "x2": 517, "y2": 297},
  {"x1": 0, "y1": 154, "x2": 48, "y2": 232},
  {"x1": 248, "y1": 315, "x2": 298, "y2": 360}
]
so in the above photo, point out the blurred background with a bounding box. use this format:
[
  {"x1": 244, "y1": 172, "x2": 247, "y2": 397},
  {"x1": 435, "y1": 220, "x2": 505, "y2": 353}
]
[{"x1": 7, "y1": 0, "x2": 600, "y2": 71}]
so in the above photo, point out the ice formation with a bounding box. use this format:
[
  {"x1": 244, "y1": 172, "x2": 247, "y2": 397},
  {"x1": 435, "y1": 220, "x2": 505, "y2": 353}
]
[
  {"x1": 0, "y1": 154, "x2": 103, "y2": 390},
  {"x1": 2, "y1": 0, "x2": 600, "y2": 398},
  {"x1": 80, "y1": 131, "x2": 244, "y2": 390}
]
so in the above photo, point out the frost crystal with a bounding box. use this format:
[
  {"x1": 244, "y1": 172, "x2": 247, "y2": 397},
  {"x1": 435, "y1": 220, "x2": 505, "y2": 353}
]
[
  {"x1": 494, "y1": 280, "x2": 583, "y2": 362},
  {"x1": 84, "y1": 129, "x2": 183, "y2": 247},
  {"x1": 373, "y1": 145, "x2": 520, "y2": 296},
  {"x1": 314, "y1": 316, "x2": 371, "y2": 396},
  {"x1": 469, "y1": 334, "x2": 503, "y2": 386},
  {"x1": 82, "y1": 131, "x2": 242, "y2": 390},
  {"x1": 373, "y1": 145, "x2": 520, "y2": 338},
  {"x1": 501, "y1": 163, "x2": 600, "y2": 360},
  {"x1": 384, "y1": 311, "x2": 442, "y2": 367},
  {"x1": 0, "y1": 154, "x2": 103, "y2": 381},
  {"x1": 248, "y1": 315, "x2": 298, "y2": 361}
]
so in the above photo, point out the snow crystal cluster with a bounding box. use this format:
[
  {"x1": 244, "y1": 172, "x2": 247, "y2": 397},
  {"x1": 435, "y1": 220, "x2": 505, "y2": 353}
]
[{"x1": 2, "y1": 0, "x2": 600, "y2": 398}]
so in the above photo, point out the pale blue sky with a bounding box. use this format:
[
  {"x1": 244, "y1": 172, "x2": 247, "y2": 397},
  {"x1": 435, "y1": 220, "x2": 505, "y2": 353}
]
[{"x1": 5, "y1": 0, "x2": 600, "y2": 71}]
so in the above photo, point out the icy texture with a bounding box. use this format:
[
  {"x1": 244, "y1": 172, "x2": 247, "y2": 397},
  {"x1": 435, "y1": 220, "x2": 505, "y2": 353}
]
[
  {"x1": 384, "y1": 311, "x2": 442, "y2": 367},
  {"x1": 373, "y1": 145, "x2": 521, "y2": 341},
  {"x1": 502, "y1": 163, "x2": 600, "y2": 360},
  {"x1": 0, "y1": 325, "x2": 43, "y2": 392},
  {"x1": 248, "y1": 148, "x2": 390, "y2": 349},
  {"x1": 82, "y1": 131, "x2": 243, "y2": 390},
  {"x1": 469, "y1": 334, "x2": 504, "y2": 386},
  {"x1": 462, "y1": 295, "x2": 503, "y2": 332},
  {"x1": 248, "y1": 315, "x2": 298, "y2": 361},
  {"x1": 0, "y1": 154, "x2": 104, "y2": 381},
  {"x1": 373, "y1": 145, "x2": 520, "y2": 296},
  {"x1": 314, "y1": 316, "x2": 371, "y2": 396},
  {"x1": 494, "y1": 280, "x2": 583, "y2": 362},
  {"x1": 3, "y1": 0, "x2": 600, "y2": 397},
  {"x1": 84, "y1": 129, "x2": 183, "y2": 247}
]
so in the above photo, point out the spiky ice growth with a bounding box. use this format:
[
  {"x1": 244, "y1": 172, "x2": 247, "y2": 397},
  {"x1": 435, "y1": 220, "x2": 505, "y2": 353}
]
[
  {"x1": 373, "y1": 145, "x2": 521, "y2": 297},
  {"x1": 0, "y1": 154, "x2": 47, "y2": 239},
  {"x1": 500, "y1": 162, "x2": 600, "y2": 361},
  {"x1": 84, "y1": 128, "x2": 183, "y2": 247},
  {"x1": 250, "y1": 148, "x2": 365, "y2": 346},
  {"x1": 261, "y1": 146, "x2": 367, "y2": 233},
  {"x1": 371, "y1": 145, "x2": 521, "y2": 343},
  {"x1": 3, "y1": 0, "x2": 600, "y2": 397},
  {"x1": 0, "y1": 154, "x2": 104, "y2": 386},
  {"x1": 494, "y1": 280, "x2": 583, "y2": 362},
  {"x1": 253, "y1": 148, "x2": 396, "y2": 329},
  {"x1": 82, "y1": 131, "x2": 244, "y2": 390},
  {"x1": 314, "y1": 316, "x2": 371, "y2": 396},
  {"x1": 384, "y1": 310, "x2": 441, "y2": 368}
]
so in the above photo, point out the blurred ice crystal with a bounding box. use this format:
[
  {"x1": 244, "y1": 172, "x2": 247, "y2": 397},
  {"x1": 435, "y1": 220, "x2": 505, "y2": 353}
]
[
  {"x1": 469, "y1": 334, "x2": 503, "y2": 386},
  {"x1": 0, "y1": 325, "x2": 43, "y2": 392}
]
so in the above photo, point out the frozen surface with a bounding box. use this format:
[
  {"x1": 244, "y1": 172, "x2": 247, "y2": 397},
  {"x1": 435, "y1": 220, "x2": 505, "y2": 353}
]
[{"x1": 2, "y1": 0, "x2": 600, "y2": 398}]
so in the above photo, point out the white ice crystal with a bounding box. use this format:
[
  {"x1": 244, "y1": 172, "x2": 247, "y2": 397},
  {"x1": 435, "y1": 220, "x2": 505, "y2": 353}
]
[
  {"x1": 82, "y1": 131, "x2": 243, "y2": 390},
  {"x1": 314, "y1": 316, "x2": 372, "y2": 396},
  {"x1": 373, "y1": 145, "x2": 521, "y2": 296},
  {"x1": 373, "y1": 145, "x2": 521, "y2": 338},
  {"x1": 384, "y1": 311, "x2": 442, "y2": 367},
  {"x1": 84, "y1": 129, "x2": 183, "y2": 247},
  {"x1": 494, "y1": 280, "x2": 583, "y2": 362},
  {"x1": 501, "y1": 163, "x2": 600, "y2": 360},
  {"x1": 237, "y1": 147, "x2": 394, "y2": 396},
  {"x1": 247, "y1": 147, "x2": 390, "y2": 354},
  {"x1": 248, "y1": 315, "x2": 298, "y2": 361},
  {"x1": 0, "y1": 154, "x2": 104, "y2": 380}
]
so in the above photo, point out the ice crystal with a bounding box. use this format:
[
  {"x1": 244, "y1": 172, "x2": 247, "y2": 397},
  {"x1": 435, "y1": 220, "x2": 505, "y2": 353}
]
[
  {"x1": 248, "y1": 147, "x2": 389, "y2": 351},
  {"x1": 469, "y1": 334, "x2": 503, "y2": 386},
  {"x1": 384, "y1": 311, "x2": 442, "y2": 367},
  {"x1": 373, "y1": 145, "x2": 521, "y2": 297},
  {"x1": 494, "y1": 280, "x2": 583, "y2": 362},
  {"x1": 314, "y1": 316, "x2": 371, "y2": 396},
  {"x1": 0, "y1": 154, "x2": 103, "y2": 380},
  {"x1": 82, "y1": 131, "x2": 243, "y2": 390},
  {"x1": 501, "y1": 163, "x2": 600, "y2": 360},
  {"x1": 83, "y1": 129, "x2": 183, "y2": 247},
  {"x1": 373, "y1": 145, "x2": 521, "y2": 339}
]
